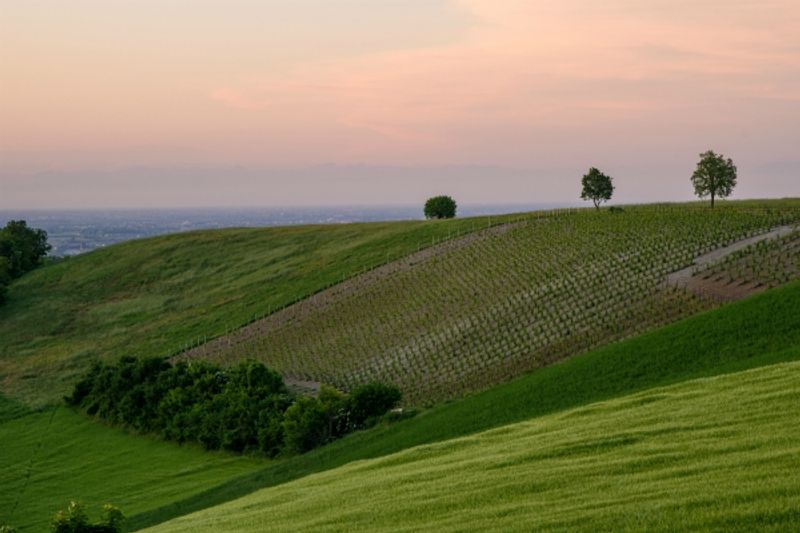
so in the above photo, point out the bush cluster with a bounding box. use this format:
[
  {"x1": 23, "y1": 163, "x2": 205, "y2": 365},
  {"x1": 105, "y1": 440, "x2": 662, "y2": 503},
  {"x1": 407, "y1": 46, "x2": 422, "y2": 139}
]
[
  {"x1": 51, "y1": 501, "x2": 123, "y2": 533},
  {"x1": 1, "y1": 501, "x2": 123, "y2": 533},
  {"x1": 67, "y1": 356, "x2": 401, "y2": 456}
]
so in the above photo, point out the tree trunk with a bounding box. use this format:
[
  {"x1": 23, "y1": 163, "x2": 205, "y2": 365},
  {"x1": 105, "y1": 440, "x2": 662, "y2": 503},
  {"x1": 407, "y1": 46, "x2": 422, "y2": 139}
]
[
  {"x1": 594, "y1": 199, "x2": 600, "y2": 209},
  {"x1": 711, "y1": 191, "x2": 715, "y2": 208}
]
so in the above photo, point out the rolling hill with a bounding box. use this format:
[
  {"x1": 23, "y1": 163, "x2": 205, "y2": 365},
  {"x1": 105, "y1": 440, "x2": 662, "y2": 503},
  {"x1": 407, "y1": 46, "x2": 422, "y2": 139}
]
[
  {"x1": 0, "y1": 214, "x2": 511, "y2": 407},
  {"x1": 3, "y1": 200, "x2": 800, "y2": 531},
  {"x1": 177, "y1": 202, "x2": 800, "y2": 404},
  {"x1": 5, "y1": 277, "x2": 800, "y2": 531}
]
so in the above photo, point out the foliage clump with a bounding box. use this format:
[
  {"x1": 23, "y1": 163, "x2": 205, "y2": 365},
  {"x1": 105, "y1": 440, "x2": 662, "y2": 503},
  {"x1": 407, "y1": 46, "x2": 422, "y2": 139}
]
[
  {"x1": 51, "y1": 501, "x2": 123, "y2": 533},
  {"x1": 424, "y1": 196, "x2": 457, "y2": 219},
  {"x1": 67, "y1": 357, "x2": 401, "y2": 456},
  {"x1": 0, "y1": 220, "x2": 51, "y2": 304}
]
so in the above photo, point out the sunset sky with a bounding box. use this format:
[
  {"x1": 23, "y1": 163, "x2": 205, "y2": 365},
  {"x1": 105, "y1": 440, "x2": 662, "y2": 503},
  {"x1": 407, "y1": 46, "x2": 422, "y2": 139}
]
[{"x1": 2, "y1": 0, "x2": 799, "y2": 208}]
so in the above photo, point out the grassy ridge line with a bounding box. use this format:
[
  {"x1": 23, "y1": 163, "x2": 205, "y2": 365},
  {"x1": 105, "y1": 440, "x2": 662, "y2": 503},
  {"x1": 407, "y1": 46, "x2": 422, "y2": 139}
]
[
  {"x1": 0, "y1": 213, "x2": 520, "y2": 407},
  {"x1": 147, "y1": 360, "x2": 800, "y2": 532},
  {"x1": 0, "y1": 407, "x2": 262, "y2": 532},
  {"x1": 127, "y1": 281, "x2": 800, "y2": 530}
]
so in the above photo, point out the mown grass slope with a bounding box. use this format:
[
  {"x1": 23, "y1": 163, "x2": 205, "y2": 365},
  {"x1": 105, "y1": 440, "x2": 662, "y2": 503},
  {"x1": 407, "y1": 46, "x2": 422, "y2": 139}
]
[
  {"x1": 127, "y1": 280, "x2": 800, "y2": 529},
  {"x1": 0, "y1": 404, "x2": 261, "y2": 532},
  {"x1": 147, "y1": 359, "x2": 800, "y2": 532},
  {"x1": 0, "y1": 215, "x2": 509, "y2": 406}
]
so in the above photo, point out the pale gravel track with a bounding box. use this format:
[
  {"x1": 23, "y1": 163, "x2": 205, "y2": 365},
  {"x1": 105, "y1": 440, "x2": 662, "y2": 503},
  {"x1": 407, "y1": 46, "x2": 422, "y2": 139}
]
[{"x1": 666, "y1": 225, "x2": 798, "y2": 287}]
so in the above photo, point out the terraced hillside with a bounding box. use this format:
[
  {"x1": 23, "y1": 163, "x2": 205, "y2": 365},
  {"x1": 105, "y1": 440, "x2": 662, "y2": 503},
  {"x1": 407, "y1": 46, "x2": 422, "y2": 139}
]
[
  {"x1": 180, "y1": 203, "x2": 800, "y2": 404},
  {"x1": 0, "y1": 215, "x2": 510, "y2": 407}
]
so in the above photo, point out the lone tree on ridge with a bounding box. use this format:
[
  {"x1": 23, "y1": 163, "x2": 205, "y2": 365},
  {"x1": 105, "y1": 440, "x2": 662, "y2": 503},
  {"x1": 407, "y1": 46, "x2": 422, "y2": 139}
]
[
  {"x1": 691, "y1": 150, "x2": 737, "y2": 208},
  {"x1": 580, "y1": 167, "x2": 614, "y2": 209},
  {"x1": 424, "y1": 195, "x2": 457, "y2": 219}
]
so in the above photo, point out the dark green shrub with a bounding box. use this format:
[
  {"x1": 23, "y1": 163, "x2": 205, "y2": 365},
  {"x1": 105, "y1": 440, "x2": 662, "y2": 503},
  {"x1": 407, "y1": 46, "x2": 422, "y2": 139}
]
[
  {"x1": 424, "y1": 195, "x2": 457, "y2": 219},
  {"x1": 318, "y1": 385, "x2": 351, "y2": 439},
  {"x1": 348, "y1": 382, "x2": 402, "y2": 429},
  {"x1": 0, "y1": 257, "x2": 10, "y2": 305},
  {"x1": 282, "y1": 396, "x2": 330, "y2": 454}
]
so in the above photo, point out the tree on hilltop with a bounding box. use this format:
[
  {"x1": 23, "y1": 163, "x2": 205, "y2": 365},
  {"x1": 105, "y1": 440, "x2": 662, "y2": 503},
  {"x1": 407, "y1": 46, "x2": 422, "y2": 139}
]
[
  {"x1": 580, "y1": 167, "x2": 614, "y2": 209},
  {"x1": 424, "y1": 196, "x2": 457, "y2": 219},
  {"x1": 0, "y1": 220, "x2": 51, "y2": 278},
  {"x1": 691, "y1": 150, "x2": 737, "y2": 208},
  {"x1": 0, "y1": 220, "x2": 51, "y2": 305}
]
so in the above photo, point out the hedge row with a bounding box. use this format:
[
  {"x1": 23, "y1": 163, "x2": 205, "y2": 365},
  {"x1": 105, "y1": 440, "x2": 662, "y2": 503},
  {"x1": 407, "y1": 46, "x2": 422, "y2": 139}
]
[{"x1": 67, "y1": 356, "x2": 401, "y2": 456}]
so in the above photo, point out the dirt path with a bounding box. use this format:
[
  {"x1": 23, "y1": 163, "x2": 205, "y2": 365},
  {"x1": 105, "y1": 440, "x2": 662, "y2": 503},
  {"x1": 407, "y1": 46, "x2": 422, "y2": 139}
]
[
  {"x1": 174, "y1": 221, "x2": 523, "y2": 364},
  {"x1": 666, "y1": 225, "x2": 797, "y2": 287}
]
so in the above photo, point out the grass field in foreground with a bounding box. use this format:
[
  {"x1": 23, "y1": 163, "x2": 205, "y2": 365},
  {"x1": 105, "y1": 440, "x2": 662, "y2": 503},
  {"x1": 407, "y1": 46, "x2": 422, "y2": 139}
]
[
  {"x1": 126, "y1": 281, "x2": 800, "y2": 529},
  {"x1": 0, "y1": 406, "x2": 261, "y2": 532},
  {"x1": 0, "y1": 214, "x2": 510, "y2": 407},
  {"x1": 148, "y1": 359, "x2": 800, "y2": 532}
]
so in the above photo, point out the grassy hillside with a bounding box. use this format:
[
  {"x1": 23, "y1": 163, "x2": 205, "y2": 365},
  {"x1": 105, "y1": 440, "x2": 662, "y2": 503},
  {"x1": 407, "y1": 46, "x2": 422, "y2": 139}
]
[
  {"x1": 0, "y1": 405, "x2": 261, "y2": 532},
  {"x1": 0, "y1": 214, "x2": 510, "y2": 406},
  {"x1": 5, "y1": 272, "x2": 799, "y2": 532},
  {"x1": 147, "y1": 359, "x2": 800, "y2": 532},
  {"x1": 127, "y1": 280, "x2": 800, "y2": 529},
  {"x1": 182, "y1": 202, "x2": 800, "y2": 404},
  {"x1": 4, "y1": 201, "x2": 800, "y2": 531}
]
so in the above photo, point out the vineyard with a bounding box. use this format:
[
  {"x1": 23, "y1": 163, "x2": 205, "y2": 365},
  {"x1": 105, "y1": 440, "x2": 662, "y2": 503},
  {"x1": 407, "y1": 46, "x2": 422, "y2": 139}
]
[
  {"x1": 688, "y1": 229, "x2": 800, "y2": 299},
  {"x1": 178, "y1": 203, "x2": 800, "y2": 405}
]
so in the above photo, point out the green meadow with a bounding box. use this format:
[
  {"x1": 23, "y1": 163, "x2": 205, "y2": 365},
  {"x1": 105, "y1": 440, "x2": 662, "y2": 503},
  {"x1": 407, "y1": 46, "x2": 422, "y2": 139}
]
[
  {"x1": 0, "y1": 402, "x2": 261, "y2": 532},
  {"x1": 147, "y1": 359, "x2": 800, "y2": 532}
]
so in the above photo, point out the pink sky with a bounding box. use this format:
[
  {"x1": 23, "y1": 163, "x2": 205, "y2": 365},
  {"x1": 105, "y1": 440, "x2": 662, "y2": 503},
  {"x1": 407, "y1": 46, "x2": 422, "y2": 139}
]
[{"x1": 2, "y1": 0, "x2": 799, "y2": 208}]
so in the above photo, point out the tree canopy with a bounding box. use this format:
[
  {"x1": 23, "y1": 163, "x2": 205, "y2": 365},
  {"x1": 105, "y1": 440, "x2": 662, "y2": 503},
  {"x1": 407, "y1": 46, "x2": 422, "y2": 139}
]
[
  {"x1": 424, "y1": 196, "x2": 457, "y2": 219},
  {"x1": 580, "y1": 167, "x2": 614, "y2": 209},
  {"x1": 0, "y1": 220, "x2": 51, "y2": 304},
  {"x1": 691, "y1": 150, "x2": 737, "y2": 208}
]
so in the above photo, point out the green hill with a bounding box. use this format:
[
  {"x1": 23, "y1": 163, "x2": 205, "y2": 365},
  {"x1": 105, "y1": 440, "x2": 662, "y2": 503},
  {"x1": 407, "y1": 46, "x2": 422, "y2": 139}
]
[
  {"x1": 0, "y1": 215, "x2": 507, "y2": 407},
  {"x1": 124, "y1": 279, "x2": 800, "y2": 529},
  {"x1": 146, "y1": 359, "x2": 800, "y2": 532},
  {"x1": 179, "y1": 202, "x2": 800, "y2": 404},
  {"x1": 6, "y1": 279, "x2": 800, "y2": 532},
  {"x1": 4, "y1": 201, "x2": 800, "y2": 532}
]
